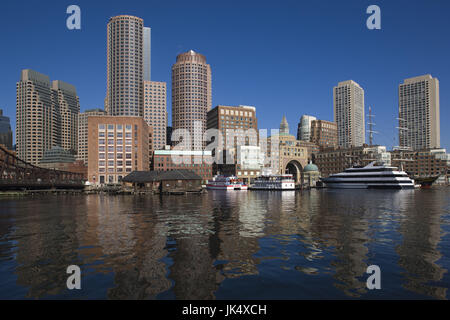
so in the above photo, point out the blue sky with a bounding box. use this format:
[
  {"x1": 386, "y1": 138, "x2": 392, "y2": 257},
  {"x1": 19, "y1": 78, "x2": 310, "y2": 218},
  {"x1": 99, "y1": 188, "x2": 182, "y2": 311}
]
[{"x1": 1, "y1": 0, "x2": 449, "y2": 150}]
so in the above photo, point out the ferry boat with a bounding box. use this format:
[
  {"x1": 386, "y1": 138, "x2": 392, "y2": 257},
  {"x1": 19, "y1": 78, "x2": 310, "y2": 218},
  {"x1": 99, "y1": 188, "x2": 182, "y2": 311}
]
[
  {"x1": 206, "y1": 175, "x2": 248, "y2": 190},
  {"x1": 320, "y1": 162, "x2": 415, "y2": 189},
  {"x1": 250, "y1": 174, "x2": 296, "y2": 190}
]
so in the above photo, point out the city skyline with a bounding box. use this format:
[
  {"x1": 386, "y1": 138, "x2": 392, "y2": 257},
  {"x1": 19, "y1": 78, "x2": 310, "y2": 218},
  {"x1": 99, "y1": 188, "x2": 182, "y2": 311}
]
[{"x1": 0, "y1": 1, "x2": 449, "y2": 150}]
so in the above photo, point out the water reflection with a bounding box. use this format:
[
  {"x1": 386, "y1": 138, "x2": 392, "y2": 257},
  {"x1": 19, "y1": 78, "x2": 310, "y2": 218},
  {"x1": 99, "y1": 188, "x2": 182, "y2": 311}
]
[{"x1": 0, "y1": 188, "x2": 448, "y2": 299}]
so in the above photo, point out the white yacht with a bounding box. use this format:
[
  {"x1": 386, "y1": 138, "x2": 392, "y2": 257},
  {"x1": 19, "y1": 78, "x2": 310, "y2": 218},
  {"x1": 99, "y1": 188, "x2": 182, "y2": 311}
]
[
  {"x1": 250, "y1": 174, "x2": 296, "y2": 190},
  {"x1": 206, "y1": 175, "x2": 248, "y2": 190},
  {"x1": 321, "y1": 162, "x2": 415, "y2": 189}
]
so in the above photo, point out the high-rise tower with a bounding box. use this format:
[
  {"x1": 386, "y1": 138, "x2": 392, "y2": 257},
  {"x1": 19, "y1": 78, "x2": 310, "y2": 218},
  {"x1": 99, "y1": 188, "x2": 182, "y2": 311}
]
[
  {"x1": 107, "y1": 15, "x2": 145, "y2": 116},
  {"x1": 333, "y1": 80, "x2": 365, "y2": 148},
  {"x1": 16, "y1": 69, "x2": 80, "y2": 165},
  {"x1": 398, "y1": 75, "x2": 440, "y2": 150},
  {"x1": 172, "y1": 50, "x2": 212, "y2": 150},
  {"x1": 297, "y1": 115, "x2": 317, "y2": 141}
]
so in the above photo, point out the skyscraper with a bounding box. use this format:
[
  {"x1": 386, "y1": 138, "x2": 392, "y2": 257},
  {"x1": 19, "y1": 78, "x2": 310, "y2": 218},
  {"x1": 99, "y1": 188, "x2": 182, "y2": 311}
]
[
  {"x1": 297, "y1": 115, "x2": 317, "y2": 141},
  {"x1": 106, "y1": 15, "x2": 145, "y2": 116},
  {"x1": 16, "y1": 69, "x2": 80, "y2": 165},
  {"x1": 144, "y1": 80, "x2": 167, "y2": 150},
  {"x1": 0, "y1": 109, "x2": 13, "y2": 150},
  {"x1": 398, "y1": 74, "x2": 440, "y2": 150},
  {"x1": 52, "y1": 80, "x2": 79, "y2": 153},
  {"x1": 333, "y1": 80, "x2": 365, "y2": 148},
  {"x1": 172, "y1": 50, "x2": 212, "y2": 150}
]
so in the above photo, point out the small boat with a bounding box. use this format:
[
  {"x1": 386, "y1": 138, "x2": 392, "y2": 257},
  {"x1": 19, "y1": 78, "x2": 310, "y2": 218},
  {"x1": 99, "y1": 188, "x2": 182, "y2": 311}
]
[
  {"x1": 206, "y1": 175, "x2": 248, "y2": 190},
  {"x1": 412, "y1": 175, "x2": 439, "y2": 189},
  {"x1": 250, "y1": 174, "x2": 296, "y2": 190},
  {"x1": 320, "y1": 161, "x2": 415, "y2": 189}
]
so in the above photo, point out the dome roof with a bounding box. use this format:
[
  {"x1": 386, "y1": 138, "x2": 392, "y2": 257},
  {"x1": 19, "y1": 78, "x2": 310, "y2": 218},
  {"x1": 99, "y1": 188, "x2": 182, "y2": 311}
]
[{"x1": 304, "y1": 163, "x2": 319, "y2": 172}]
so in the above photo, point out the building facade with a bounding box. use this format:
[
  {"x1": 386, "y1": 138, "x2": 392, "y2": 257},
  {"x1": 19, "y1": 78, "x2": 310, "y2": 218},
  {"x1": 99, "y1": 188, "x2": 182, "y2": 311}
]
[
  {"x1": 16, "y1": 69, "x2": 80, "y2": 165},
  {"x1": 297, "y1": 115, "x2": 317, "y2": 141},
  {"x1": 152, "y1": 149, "x2": 212, "y2": 183},
  {"x1": 398, "y1": 75, "x2": 440, "y2": 150},
  {"x1": 87, "y1": 116, "x2": 150, "y2": 185},
  {"x1": 172, "y1": 50, "x2": 212, "y2": 150},
  {"x1": 310, "y1": 119, "x2": 338, "y2": 150},
  {"x1": 106, "y1": 15, "x2": 145, "y2": 117},
  {"x1": 333, "y1": 80, "x2": 365, "y2": 148},
  {"x1": 39, "y1": 146, "x2": 87, "y2": 179},
  {"x1": 52, "y1": 80, "x2": 79, "y2": 153},
  {"x1": 207, "y1": 105, "x2": 258, "y2": 155},
  {"x1": 144, "y1": 80, "x2": 167, "y2": 150},
  {"x1": 78, "y1": 108, "x2": 107, "y2": 164},
  {"x1": 314, "y1": 145, "x2": 389, "y2": 177},
  {"x1": 391, "y1": 149, "x2": 449, "y2": 185},
  {"x1": 0, "y1": 109, "x2": 13, "y2": 150}
]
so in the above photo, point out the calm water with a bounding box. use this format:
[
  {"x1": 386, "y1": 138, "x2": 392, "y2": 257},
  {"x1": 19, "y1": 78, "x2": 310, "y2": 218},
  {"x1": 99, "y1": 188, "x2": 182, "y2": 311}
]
[{"x1": 0, "y1": 189, "x2": 449, "y2": 300}]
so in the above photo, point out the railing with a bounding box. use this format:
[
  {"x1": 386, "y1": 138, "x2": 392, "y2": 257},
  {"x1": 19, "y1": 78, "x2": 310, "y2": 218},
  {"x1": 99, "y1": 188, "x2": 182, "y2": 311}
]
[{"x1": 0, "y1": 145, "x2": 84, "y2": 190}]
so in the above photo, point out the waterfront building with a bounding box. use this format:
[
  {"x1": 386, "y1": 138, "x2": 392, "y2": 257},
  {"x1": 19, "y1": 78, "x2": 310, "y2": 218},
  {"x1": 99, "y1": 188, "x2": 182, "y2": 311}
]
[
  {"x1": 87, "y1": 116, "x2": 150, "y2": 185},
  {"x1": 265, "y1": 117, "x2": 309, "y2": 184},
  {"x1": 39, "y1": 146, "x2": 87, "y2": 179},
  {"x1": 106, "y1": 15, "x2": 146, "y2": 117},
  {"x1": 297, "y1": 140, "x2": 320, "y2": 160},
  {"x1": 144, "y1": 81, "x2": 167, "y2": 150},
  {"x1": 207, "y1": 105, "x2": 258, "y2": 162},
  {"x1": 303, "y1": 162, "x2": 321, "y2": 188},
  {"x1": 0, "y1": 109, "x2": 13, "y2": 150},
  {"x1": 398, "y1": 75, "x2": 440, "y2": 150},
  {"x1": 78, "y1": 108, "x2": 107, "y2": 164},
  {"x1": 310, "y1": 119, "x2": 338, "y2": 150},
  {"x1": 152, "y1": 149, "x2": 212, "y2": 183},
  {"x1": 172, "y1": 50, "x2": 212, "y2": 150},
  {"x1": 390, "y1": 148, "x2": 449, "y2": 185},
  {"x1": 216, "y1": 145, "x2": 264, "y2": 183},
  {"x1": 16, "y1": 69, "x2": 80, "y2": 165},
  {"x1": 297, "y1": 115, "x2": 316, "y2": 141},
  {"x1": 333, "y1": 80, "x2": 365, "y2": 148},
  {"x1": 122, "y1": 169, "x2": 203, "y2": 193},
  {"x1": 314, "y1": 145, "x2": 390, "y2": 177}
]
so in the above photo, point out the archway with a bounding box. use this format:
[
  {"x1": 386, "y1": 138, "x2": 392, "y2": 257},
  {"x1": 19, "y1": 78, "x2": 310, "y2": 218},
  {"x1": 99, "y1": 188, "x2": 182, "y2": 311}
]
[{"x1": 285, "y1": 160, "x2": 303, "y2": 185}]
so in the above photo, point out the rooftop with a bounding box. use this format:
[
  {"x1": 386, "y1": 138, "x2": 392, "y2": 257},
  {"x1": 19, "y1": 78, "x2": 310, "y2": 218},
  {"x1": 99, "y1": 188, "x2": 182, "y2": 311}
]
[{"x1": 122, "y1": 169, "x2": 202, "y2": 183}]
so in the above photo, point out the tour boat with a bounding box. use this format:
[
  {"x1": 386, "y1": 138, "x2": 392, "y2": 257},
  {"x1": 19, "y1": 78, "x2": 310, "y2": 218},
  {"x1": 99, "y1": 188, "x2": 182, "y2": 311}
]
[
  {"x1": 206, "y1": 175, "x2": 248, "y2": 190},
  {"x1": 320, "y1": 162, "x2": 415, "y2": 189},
  {"x1": 250, "y1": 174, "x2": 296, "y2": 190}
]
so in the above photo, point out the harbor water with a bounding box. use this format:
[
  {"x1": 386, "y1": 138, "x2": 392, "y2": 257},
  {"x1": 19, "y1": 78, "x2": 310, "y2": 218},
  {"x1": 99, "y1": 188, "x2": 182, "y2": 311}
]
[{"x1": 0, "y1": 188, "x2": 449, "y2": 299}]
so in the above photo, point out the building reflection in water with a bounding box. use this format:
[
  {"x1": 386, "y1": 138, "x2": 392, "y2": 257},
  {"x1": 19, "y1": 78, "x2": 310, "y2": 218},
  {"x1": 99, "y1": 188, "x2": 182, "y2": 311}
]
[
  {"x1": 0, "y1": 188, "x2": 448, "y2": 299},
  {"x1": 396, "y1": 190, "x2": 448, "y2": 299}
]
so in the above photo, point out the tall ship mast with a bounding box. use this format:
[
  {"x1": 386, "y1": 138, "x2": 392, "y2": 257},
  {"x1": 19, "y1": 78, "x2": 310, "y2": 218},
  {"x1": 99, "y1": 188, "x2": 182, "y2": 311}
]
[{"x1": 367, "y1": 106, "x2": 378, "y2": 146}]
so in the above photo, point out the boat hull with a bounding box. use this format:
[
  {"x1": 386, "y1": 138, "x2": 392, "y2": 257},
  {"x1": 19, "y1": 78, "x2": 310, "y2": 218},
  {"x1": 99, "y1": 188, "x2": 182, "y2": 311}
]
[
  {"x1": 323, "y1": 182, "x2": 415, "y2": 189},
  {"x1": 206, "y1": 184, "x2": 248, "y2": 190}
]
